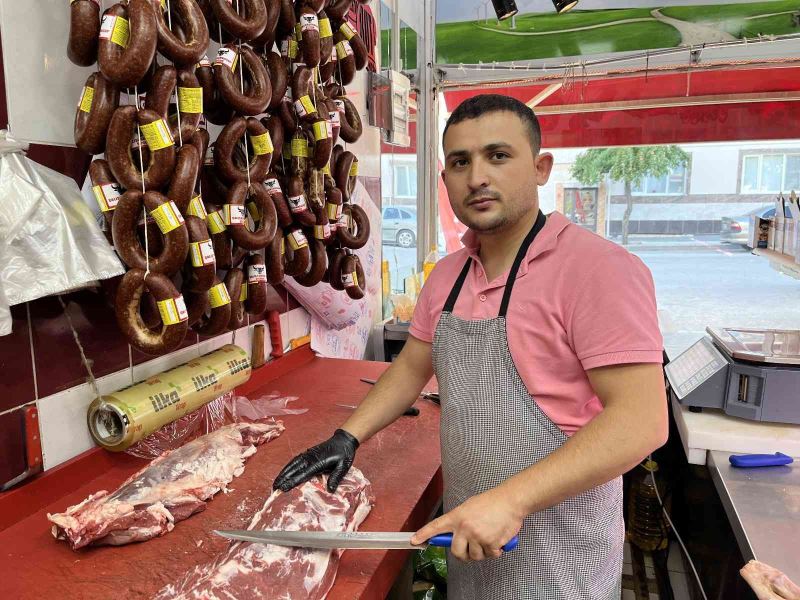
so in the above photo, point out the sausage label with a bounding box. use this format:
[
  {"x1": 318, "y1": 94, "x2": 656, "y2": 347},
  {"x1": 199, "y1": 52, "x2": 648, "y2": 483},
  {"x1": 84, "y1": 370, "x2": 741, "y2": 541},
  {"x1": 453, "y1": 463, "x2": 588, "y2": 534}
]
[
  {"x1": 280, "y1": 236, "x2": 285, "y2": 256},
  {"x1": 248, "y1": 264, "x2": 267, "y2": 283},
  {"x1": 158, "y1": 296, "x2": 188, "y2": 325},
  {"x1": 187, "y1": 195, "x2": 207, "y2": 219},
  {"x1": 334, "y1": 100, "x2": 345, "y2": 114},
  {"x1": 326, "y1": 202, "x2": 342, "y2": 221},
  {"x1": 330, "y1": 45, "x2": 338, "y2": 63},
  {"x1": 339, "y1": 22, "x2": 357, "y2": 41},
  {"x1": 207, "y1": 210, "x2": 227, "y2": 234},
  {"x1": 335, "y1": 41, "x2": 354, "y2": 60},
  {"x1": 247, "y1": 201, "x2": 260, "y2": 222},
  {"x1": 215, "y1": 47, "x2": 238, "y2": 72},
  {"x1": 189, "y1": 240, "x2": 215, "y2": 267},
  {"x1": 288, "y1": 39, "x2": 299, "y2": 59},
  {"x1": 265, "y1": 178, "x2": 282, "y2": 195},
  {"x1": 294, "y1": 95, "x2": 315, "y2": 118},
  {"x1": 197, "y1": 55, "x2": 212, "y2": 69},
  {"x1": 92, "y1": 183, "x2": 124, "y2": 212},
  {"x1": 251, "y1": 132, "x2": 273, "y2": 156},
  {"x1": 349, "y1": 162, "x2": 359, "y2": 177},
  {"x1": 314, "y1": 223, "x2": 332, "y2": 240},
  {"x1": 177, "y1": 87, "x2": 203, "y2": 114},
  {"x1": 300, "y1": 13, "x2": 319, "y2": 33},
  {"x1": 338, "y1": 213, "x2": 351, "y2": 229},
  {"x1": 239, "y1": 283, "x2": 248, "y2": 302},
  {"x1": 100, "y1": 15, "x2": 130, "y2": 48},
  {"x1": 319, "y1": 18, "x2": 333, "y2": 39},
  {"x1": 224, "y1": 204, "x2": 247, "y2": 226},
  {"x1": 287, "y1": 230, "x2": 308, "y2": 250},
  {"x1": 342, "y1": 271, "x2": 358, "y2": 288},
  {"x1": 78, "y1": 86, "x2": 94, "y2": 113},
  {"x1": 140, "y1": 119, "x2": 174, "y2": 151},
  {"x1": 329, "y1": 110, "x2": 341, "y2": 126},
  {"x1": 151, "y1": 201, "x2": 185, "y2": 234},
  {"x1": 321, "y1": 162, "x2": 331, "y2": 176},
  {"x1": 312, "y1": 120, "x2": 329, "y2": 142},
  {"x1": 291, "y1": 137, "x2": 309, "y2": 158},
  {"x1": 208, "y1": 283, "x2": 231, "y2": 308},
  {"x1": 287, "y1": 194, "x2": 308, "y2": 213},
  {"x1": 294, "y1": 23, "x2": 303, "y2": 41}
]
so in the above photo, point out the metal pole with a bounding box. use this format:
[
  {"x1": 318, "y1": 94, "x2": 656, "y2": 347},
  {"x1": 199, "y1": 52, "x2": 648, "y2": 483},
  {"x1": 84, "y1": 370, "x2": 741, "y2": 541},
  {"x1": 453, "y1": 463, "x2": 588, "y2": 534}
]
[{"x1": 417, "y1": 0, "x2": 438, "y2": 268}]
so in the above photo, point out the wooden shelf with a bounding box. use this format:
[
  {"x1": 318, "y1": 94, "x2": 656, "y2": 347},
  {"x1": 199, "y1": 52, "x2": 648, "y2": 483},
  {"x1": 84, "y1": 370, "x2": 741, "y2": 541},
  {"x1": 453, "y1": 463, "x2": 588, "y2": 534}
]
[{"x1": 752, "y1": 247, "x2": 800, "y2": 280}]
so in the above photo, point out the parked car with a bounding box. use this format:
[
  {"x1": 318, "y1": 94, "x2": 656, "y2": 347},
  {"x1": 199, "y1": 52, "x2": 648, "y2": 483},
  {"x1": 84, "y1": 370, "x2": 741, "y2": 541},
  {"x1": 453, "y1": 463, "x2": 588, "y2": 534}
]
[
  {"x1": 382, "y1": 206, "x2": 417, "y2": 248},
  {"x1": 720, "y1": 206, "x2": 775, "y2": 245}
]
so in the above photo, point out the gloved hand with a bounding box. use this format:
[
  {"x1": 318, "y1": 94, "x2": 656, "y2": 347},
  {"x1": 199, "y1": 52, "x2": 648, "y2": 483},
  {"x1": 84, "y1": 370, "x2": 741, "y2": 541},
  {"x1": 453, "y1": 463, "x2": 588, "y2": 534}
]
[{"x1": 272, "y1": 429, "x2": 360, "y2": 493}]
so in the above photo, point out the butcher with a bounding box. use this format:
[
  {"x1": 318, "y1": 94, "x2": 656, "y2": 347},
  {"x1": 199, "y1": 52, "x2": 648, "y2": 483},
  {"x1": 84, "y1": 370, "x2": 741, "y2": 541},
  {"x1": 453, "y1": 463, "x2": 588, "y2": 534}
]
[{"x1": 274, "y1": 94, "x2": 668, "y2": 599}]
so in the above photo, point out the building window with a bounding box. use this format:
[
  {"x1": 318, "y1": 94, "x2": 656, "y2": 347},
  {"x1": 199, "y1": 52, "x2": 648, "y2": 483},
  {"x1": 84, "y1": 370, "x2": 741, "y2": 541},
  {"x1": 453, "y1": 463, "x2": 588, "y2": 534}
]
[
  {"x1": 394, "y1": 164, "x2": 417, "y2": 198},
  {"x1": 741, "y1": 153, "x2": 800, "y2": 193},
  {"x1": 631, "y1": 165, "x2": 687, "y2": 195}
]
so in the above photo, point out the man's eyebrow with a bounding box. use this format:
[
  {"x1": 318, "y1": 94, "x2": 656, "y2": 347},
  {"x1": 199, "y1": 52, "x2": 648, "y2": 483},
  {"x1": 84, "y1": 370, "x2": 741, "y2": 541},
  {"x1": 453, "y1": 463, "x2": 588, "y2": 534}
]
[{"x1": 445, "y1": 142, "x2": 513, "y2": 161}]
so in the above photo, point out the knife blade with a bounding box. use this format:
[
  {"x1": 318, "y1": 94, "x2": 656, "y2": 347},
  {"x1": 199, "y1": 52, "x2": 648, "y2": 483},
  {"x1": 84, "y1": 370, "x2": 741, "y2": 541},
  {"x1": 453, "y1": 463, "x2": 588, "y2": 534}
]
[{"x1": 213, "y1": 530, "x2": 519, "y2": 552}]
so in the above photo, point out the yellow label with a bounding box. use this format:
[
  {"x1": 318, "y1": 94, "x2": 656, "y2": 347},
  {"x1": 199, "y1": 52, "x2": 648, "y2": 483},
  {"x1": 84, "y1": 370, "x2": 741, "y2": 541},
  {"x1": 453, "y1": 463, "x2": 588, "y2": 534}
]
[
  {"x1": 295, "y1": 95, "x2": 315, "y2": 117},
  {"x1": 150, "y1": 201, "x2": 184, "y2": 234},
  {"x1": 288, "y1": 39, "x2": 299, "y2": 59},
  {"x1": 312, "y1": 120, "x2": 329, "y2": 141},
  {"x1": 92, "y1": 183, "x2": 123, "y2": 212},
  {"x1": 319, "y1": 18, "x2": 333, "y2": 38},
  {"x1": 157, "y1": 296, "x2": 188, "y2": 325},
  {"x1": 314, "y1": 224, "x2": 331, "y2": 240},
  {"x1": 78, "y1": 86, "x2": 94, "y2": 113},
  {"x1": 239, "y1": 283, "x2": 247, "y2": 302},
  {"x1": 140, "y1": 119, "x2": 174, "y2": 151},
  {"x1": 224, "y1": 204, "x2": 247, "y2": 226},
  {"x1": 287, "y1": 230, "x2": 308, "y2": 250},
  {"x1": 291, "y1": 137, "x2": 309, "y2": 158},
  {"x1": 352, "y1": 270, "x2": 359, "y2": 288},
  {"x1": 251, "y1": 132, "x2": 273, "y2": 156},
  {"x1": 349, "y1": 161, "x2": 359, "y2": 177},
  {"x1": 187, "y1": 195, "x2": 207, "y2": 219},
  {"x1": 336, "y1": 41, "x2": 353, "y2": 60},
  {"x1": 281, "y1": 236, "x2": 285, "y2": 256},
  {"x1": 189, "y1": 240, "x2": 215, "y2": 267},
  {"x1": 326, "y1": 202, "x2": 342, "y2": 221},
  {"x1": 208, "y1": 282, "x2": 231, "y2": 309},
  {"x1": 177, "y1": 87, "x2": 203, "y2": 114},
  {"x1": 295, "y1": 23, "x2": 303, "y2": 41},
  {"x1": 111, "y1": 16, "x2": 130, "y2": 47},
  {"x1": 321, "y1": 162, "x2": 331, "y2": 176},
  {"x1": 207, "y1": 210, "x2": 227, "y2": 234},
  {"x1": 247, "y1": 201, "x2": 260, "y2": 222},
  {"x1": 339, "y1": 22, "x2": 357, "y2": 41}
]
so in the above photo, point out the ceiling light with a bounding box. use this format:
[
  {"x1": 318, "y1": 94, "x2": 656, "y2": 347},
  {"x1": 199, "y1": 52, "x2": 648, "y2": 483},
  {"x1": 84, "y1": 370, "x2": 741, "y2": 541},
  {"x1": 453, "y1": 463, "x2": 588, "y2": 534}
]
[
  {"x1": 491, "y1": 0, "x2": 518, "y2": 21},
  {"x1": 552, "y1": 0, "x2": 579, "y2": 14}
]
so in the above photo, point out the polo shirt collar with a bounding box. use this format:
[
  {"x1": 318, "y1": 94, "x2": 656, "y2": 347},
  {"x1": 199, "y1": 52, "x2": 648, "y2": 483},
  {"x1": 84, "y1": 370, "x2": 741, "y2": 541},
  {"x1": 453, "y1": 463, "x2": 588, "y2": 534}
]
[{"x1": 461, "y1": 211, "x2": 570, "y2": 278}]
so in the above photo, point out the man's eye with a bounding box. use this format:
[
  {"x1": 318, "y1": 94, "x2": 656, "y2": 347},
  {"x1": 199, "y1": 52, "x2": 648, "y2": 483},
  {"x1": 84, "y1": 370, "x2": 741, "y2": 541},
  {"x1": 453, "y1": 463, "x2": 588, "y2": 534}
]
[
  {"x1": 491, "y1": 152, "x2": 509, "y2": 160},
  {"x1": 452, "y1": 159, "x2": 468, "y2": 168}
]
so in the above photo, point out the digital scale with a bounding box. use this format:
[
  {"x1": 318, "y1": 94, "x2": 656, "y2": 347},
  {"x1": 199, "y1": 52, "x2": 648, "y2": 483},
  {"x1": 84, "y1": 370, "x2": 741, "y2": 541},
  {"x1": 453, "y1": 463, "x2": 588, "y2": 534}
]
[{"x1": 665, "y1": 328, "x2": 800, "y2": 425}]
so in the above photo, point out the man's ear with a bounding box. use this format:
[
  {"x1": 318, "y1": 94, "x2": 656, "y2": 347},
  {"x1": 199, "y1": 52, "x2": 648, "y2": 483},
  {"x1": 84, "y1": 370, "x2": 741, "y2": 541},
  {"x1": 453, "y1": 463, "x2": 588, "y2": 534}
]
[
  {"x1": 440, "y1": 170, "x2": 446, "y2": 185},
  {"x1": 535, "y1": 152, "x2": 554, "y2": 186}
]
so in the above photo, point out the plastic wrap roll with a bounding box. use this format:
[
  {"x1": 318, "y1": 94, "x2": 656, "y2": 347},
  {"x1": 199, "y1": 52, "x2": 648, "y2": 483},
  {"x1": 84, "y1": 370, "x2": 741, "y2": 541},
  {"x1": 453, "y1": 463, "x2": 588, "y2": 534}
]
[{"x1": 87, "y1": 344, "x2": 251, "y2": 452}]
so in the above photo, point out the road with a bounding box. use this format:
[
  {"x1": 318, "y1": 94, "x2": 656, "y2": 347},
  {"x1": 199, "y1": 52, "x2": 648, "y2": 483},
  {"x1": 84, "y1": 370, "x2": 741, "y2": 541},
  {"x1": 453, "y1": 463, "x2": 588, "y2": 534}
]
[{"x1": 383, "y1": 237, "x2": 800, "y2": 358}]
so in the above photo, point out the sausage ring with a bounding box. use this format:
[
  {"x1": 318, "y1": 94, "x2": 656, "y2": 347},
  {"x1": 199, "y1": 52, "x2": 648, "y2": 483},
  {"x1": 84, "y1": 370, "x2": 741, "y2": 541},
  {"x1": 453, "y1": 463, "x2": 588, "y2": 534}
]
[
  {"x1": 298, "y1": 7, "x2": 321, "y2": 68},
  {"x1": 213, "y1": 117, "x2": 273, "y2": 184},
  {"x1": 266, "y1": 51, "x2": 288, "y2": 111},
  {"x1": 98, "y1": 0, "x2": 159, "y2": 88},
  {"x1": 251, "y1": 0, "x2": 281, "y2": 50},
  {"x1": 262, "y1": 114, "x2": 285, "y2": 162},
  {"x1": 283, "y1": 228, "x2": 311, "y2": 277},
  {"x1": 183, "y1": 215, "x2": 216, "y2": 293},
  {"x1": 334, "y1": 150, "x2": 358, "y2": 201},
  {"x1": 214, "y1": 45, "x2": 272, "y2": 116},
  {"x1": 327, "y1": 246, "x2": 347, "y2": 291},
  {"x1": 335, "y1": 21, "x2": 368, "y2": 71},
  {"x1": 337, "y1": 203, "x2": 370, "y2": 250},
  {"x1": 290, "y1": 66, "x2": 318, "y2": 121},
  {"x1": 318, "y1": 11, "x2": 334, "y2": 69},
  {"x1": 336, "y1": 95, "x2": 363, "y2": 143},
  {"x1": 333, "y1": 38, "x2": 356, "y2": 86},
  {"x1": 287, "y1": 175, "x2": 317, "y2": 227},
  {"x1": 145, "y1": 65, "x2": 203, "y2": 142},
  {"x1": 326, "y1": 0, "x2": 351, "y2": 22},
  {"x1": 69, "y1": 0, "x2": 101, "y2": 67},
  {"x1": 264, "y1": 174, "x2": 293, "y2": 228},
  {"x1": 112, "y1": 190, "x2": 189, "y2": 274},
  {"x1": 210, "y1": 0, "x2": 268, "y2": 42},
  {"x1": 276, "y1": 0, "x2": 296, "y2": 39},
  {"x1": 294, "y1": 238, "x2": 327, "y2": 287},
  {"x1": 225, "y1": 181, "x2": 278, "y2": 250},
  {"x1": 115, "y1": 268, "x2": 188, "y2": 355},
  {"x1": 106, "y1": 106, "x2": 177, "y2": 190},
  {"x1": 309, "y1": 118, "x2": 333, "y2": 169},
  {"x1": 89, "y1": 158, "x2": 125, "y2": 237},
  {"x1": 244, "y1": 253, "x2": 268, "y2": 315},
  {"x1": 225, "y1": 268, "x2": 247, "y2": 330},
  {"x1": 75, "y1": 72, "x2": 120, "y2": 156},
  {"x1": 196, "y1": 56, "x2": 235, "y2": 126},
  {"x1": 341, "y1": 253, "x2": 365, "y2": 300},
  {"x1": 190, "y1": 276, "x2": 232, "y2": 336},
  {"x1": 167, "y1": 144, "x2": 201, "y2": 214},
  {"x1": 153, "y1": 0, "x2": 209, "y2": 67},
  {"x1": 265, "y1": 230, "x2": 285, "y2": 284}
]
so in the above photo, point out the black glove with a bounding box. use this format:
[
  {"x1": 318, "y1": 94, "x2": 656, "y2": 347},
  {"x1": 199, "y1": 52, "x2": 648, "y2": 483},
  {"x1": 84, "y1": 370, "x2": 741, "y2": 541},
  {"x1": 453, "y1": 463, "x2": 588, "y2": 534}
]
[{"x1": 272, "y1": 429, "x2": 360, "y2": 493}]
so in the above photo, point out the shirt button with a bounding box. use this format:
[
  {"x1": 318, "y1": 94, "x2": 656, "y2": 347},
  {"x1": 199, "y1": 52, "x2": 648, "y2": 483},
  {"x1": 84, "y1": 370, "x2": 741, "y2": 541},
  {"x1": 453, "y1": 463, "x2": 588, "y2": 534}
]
[{"x1": 479, "y1": 294, "x2": 487, "y2": 302}]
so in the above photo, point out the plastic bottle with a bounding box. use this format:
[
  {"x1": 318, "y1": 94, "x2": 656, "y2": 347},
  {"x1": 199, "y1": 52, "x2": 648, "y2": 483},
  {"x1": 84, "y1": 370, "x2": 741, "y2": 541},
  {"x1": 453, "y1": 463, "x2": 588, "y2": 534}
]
[
  {"x1": 627, "y1": 459, "x2": 669, "y2": 551},
  {"x1": 422, "y1": 247, "x2": 438, "y2": 283}
]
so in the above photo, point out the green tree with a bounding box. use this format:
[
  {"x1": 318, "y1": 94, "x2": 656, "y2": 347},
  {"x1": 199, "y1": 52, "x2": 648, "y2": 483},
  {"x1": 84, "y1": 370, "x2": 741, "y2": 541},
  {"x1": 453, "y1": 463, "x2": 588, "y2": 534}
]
[{"x1": 570, "y1": 146, "x2": 689, "y2": 244}]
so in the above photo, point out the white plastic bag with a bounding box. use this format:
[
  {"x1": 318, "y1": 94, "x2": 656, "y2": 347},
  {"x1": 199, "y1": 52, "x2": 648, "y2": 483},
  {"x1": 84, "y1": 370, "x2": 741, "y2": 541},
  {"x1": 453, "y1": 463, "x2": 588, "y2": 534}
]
[{"x1": 0, "y1": 131, "x2": 124, "y2": 335}]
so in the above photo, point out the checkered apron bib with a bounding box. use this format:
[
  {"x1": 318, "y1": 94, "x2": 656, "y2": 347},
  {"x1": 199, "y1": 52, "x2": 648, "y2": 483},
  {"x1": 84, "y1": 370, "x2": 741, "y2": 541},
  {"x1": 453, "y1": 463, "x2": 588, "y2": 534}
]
[{"x1": 431, "y1": 211, "x2": 624, "y2": 599}]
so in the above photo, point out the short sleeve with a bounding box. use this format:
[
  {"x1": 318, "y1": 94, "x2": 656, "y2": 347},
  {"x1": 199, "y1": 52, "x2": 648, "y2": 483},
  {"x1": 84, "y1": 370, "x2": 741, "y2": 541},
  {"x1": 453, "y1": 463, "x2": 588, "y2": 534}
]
[
  {"x1": 408, "y1": 274, "x2": 436, "y2": 343},
  {"x1": 568, "y1": 250, "x2": 664, "y2": 371}
]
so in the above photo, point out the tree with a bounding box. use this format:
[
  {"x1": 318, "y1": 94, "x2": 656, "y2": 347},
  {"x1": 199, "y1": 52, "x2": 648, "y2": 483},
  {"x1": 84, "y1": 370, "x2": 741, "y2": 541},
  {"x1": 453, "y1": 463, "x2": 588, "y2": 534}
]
[{"x1": 570, "y1": 146, "x2": 689, "y2": 245}]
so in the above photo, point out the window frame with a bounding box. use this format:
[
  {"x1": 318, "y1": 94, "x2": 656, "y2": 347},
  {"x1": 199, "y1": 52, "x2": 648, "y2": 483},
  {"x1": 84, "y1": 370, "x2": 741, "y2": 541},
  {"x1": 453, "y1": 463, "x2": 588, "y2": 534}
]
[
  {"x1": 740, "y1": 152, "x2": 800, "y2": 193},
  {"x1": 631, "y1": 164, "x2": 688, "y2": 196}
]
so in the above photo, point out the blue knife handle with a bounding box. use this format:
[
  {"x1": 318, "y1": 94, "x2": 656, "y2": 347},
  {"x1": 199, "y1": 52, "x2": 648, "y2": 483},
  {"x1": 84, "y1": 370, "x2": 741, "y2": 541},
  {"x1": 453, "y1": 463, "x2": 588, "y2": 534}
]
[
  {"x1": 427, "y1": 533, "x2": 519, "y2": 552},
  {"x1": 729, "y1": 453, "x2": 793, "y2": 468}
]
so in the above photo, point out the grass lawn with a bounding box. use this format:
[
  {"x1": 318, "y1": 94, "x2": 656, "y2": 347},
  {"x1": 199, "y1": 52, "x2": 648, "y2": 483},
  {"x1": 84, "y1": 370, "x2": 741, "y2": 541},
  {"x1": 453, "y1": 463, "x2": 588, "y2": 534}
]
[
  {"x1": 488, "y1": 8, "x2": 656, "y2": 33},
  {"x1": 660, "y1": 0, "x2": 799, "y2": 37},
  {"x1": 436, "y1": 20, "x2": 681, "y2": 63}
]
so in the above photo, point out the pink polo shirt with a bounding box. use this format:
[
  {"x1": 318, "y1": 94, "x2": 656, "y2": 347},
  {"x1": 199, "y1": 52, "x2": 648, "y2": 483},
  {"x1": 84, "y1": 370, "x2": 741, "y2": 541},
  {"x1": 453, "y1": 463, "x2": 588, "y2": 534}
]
[{"x1": 410, "y1": 211, "x2": 663, "y2": 435}]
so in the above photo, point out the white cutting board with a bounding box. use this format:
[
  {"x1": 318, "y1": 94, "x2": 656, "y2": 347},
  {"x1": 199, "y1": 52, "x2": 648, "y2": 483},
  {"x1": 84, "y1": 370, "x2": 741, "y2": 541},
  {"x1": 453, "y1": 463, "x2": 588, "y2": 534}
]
[{"x1": 672, "y1": 397, "x2": 800, "y2": 465}]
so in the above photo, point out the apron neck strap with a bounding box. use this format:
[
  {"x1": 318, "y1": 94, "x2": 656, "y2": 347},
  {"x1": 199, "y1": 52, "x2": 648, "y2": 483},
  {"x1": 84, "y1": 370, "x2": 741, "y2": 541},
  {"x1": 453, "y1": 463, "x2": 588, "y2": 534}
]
[
  {"x1": 499, "y1": 210, "x2": 546, "y2": 317},
  {"x1": 443, "y1": 258, "x2": 472, "y2": 313}
]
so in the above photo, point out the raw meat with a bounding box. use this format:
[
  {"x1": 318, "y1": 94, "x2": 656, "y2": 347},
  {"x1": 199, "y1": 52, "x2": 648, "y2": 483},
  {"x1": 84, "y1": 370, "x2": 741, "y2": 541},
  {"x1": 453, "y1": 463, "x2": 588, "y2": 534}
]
[
  {"x1": 155, "y1": 467, "x2": 374, "y2": 600},
  {"x1": 741, "y1": 560, "x2": 800, "y2": 600},
  {"x1": 48, "y1": 421, "x2": 284, "y2": 550}
]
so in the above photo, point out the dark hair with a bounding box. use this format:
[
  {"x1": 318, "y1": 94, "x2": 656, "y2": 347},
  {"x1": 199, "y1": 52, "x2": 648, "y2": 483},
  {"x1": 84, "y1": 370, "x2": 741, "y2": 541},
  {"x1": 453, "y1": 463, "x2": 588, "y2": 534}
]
[{"x1": 443, "y1": 94, "x2": 542, "y2": 155}]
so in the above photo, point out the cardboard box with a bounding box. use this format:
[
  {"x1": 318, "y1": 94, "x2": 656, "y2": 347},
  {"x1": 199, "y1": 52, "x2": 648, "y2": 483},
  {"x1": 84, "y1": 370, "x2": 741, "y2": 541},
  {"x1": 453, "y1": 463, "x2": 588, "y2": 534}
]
[
  {"x1": 784, "y1": 219, "x2": 796, "y2": 257},
  {"x1": 767, "y1": 217, "x2": 776, "y2": 250},
  {"x1": 775, "y1": 215, "x2": 785, "y2": 254},
  {"x1": 795, "y1": 223, "x2": 800, "y2": 264}
]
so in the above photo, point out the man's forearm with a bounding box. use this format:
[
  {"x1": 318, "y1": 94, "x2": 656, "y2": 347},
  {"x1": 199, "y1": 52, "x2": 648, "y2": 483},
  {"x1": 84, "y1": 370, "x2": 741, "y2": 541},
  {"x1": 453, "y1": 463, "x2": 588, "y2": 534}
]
[
  {"x1": 499, "y1": 399, "x2": 667, "y2": 516},
  {"x1": 340, "y1": 341, "x2": 433, "y2": 443}
]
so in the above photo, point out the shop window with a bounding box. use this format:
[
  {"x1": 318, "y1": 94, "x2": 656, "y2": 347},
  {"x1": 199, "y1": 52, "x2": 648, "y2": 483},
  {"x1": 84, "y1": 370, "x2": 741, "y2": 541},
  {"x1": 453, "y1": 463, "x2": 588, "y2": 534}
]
[
  {"x1": 394, "y1": 164, "x2": 417, "y2": 198},
  {"x1": 632, "y1": 165, "x2": 688, "y2": 195},
  {"x1": 741, "y1": 153, "x2": 800, "y2": 193}
]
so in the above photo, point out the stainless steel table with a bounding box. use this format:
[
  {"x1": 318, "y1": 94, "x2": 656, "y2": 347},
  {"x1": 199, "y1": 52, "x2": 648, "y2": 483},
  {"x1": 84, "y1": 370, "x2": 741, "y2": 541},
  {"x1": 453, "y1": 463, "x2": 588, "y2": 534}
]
[{"x1": 708, "y1": 450, "x2": 800, "y2": 582}]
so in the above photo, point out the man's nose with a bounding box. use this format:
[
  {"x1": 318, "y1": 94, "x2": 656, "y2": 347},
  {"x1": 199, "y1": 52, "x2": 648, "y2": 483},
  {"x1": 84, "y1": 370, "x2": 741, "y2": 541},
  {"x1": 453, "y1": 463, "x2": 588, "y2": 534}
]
[{"x1": 467, "y1": 159, "x2": 490, "y2": 191}]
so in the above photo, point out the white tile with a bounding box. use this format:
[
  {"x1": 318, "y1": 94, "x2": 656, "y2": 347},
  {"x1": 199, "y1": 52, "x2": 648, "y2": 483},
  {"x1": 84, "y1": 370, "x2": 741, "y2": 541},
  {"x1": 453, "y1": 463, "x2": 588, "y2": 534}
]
[
  {"x1": 668, "y1": 543, "x2": 687, "y2": 573},
  {"x1": 131, "y1": 341, "x2": 203, "y2": 382},
  {"x1": 669, "y1": 569, "x2": 692, "y2": 600},
  {"x1": 622, "y1": 590, "x2": 636, "y2": 600},
  {"x1": 285, "y1": 307, "x2": 311, "y2": 345},
  {"x1": 650, "y1": 594, "x2": 660, "y2": 600},
  {"x1": 624, "y1": 542, "x2": 632, "y2": 565},
  {"x1": 623, "y1": 562, "x2": 633, "y2": 577},
  {"x1": 279, "y1": 311, "x2": 290, "y2": 352}
]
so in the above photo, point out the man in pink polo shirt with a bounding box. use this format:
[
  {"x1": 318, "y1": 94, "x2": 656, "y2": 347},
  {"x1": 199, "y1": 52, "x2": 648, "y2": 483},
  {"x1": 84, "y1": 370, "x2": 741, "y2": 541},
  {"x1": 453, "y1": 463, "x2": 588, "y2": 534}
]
[{"x1": 274, "y1": 95, "x2": 668, "y2": 599}]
